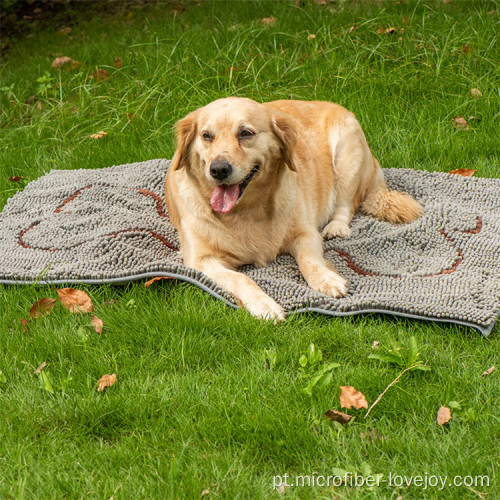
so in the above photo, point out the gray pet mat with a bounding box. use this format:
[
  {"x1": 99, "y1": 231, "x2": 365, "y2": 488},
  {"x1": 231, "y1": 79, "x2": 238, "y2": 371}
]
[{"x1": 1, "y1": 159, "x2": 499, "y2": 336}]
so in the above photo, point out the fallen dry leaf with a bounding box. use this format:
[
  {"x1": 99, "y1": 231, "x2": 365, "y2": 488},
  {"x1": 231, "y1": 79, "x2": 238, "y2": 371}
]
[
  {"x1": 60, "y1": 27, "x2": 72, "y2": 35},
  {"x1": 452, "y1": 116, "x2": 469, "y2": 130},
  {"x1": 90, "y1": 131, "x2": 108, "y2": 139},
  {"x1": 91, "y1": 68, "x2": 109, "y2": 81},
  {"x1": 97, "y1": 373, "x2": 117, "y2": 392},
  {"x1": 437, "y1": 405, "x2": 451, "y2": 425},
  {"x1": 324, "y1": 409, "x2": 352, "y2": 425},
  {"x1": 307, "y1": 34, "x2": 316, "y2": 40},
  {"x1": 482, "y1": 366, "x2": 495, "y2": 377},
  {"x1": 114, "y1": 56, "x2": 123, "y2": 69},
  {"x1": 261, "y1": 16, "x2": 277, "y2": 26},
  {"x1": 377, "y1": 26, "x2": 384, "y2": 34},
  {"x1": 91, "y1": 315, "x2": 103, "y2": 334},
  {"x1": 145, "y1": 276, "x2": 174, "y2": 288},
  {"x1": 487, "y1": 9, "x2": 496, "y2": 15},
  {"x1": 51, "y1": 56, "x2": 73, "y2": 68},
  {"x1": 361, "y1": 429, "x2": 385, "y2": 442},
  {"x1": 29, "y1": 298, "x2": 57, "y2": 318},
  {"x1": 449, "y1": 168, "x2": 476, "y2": 177},
  {"x1": 8, "y1": 176, "x2": 24, "y2": 182},
  {"x1": 470, "y1": 88, "x2": 483, "y2": 98},
  {"x1": 340, "y1": 386, "x2": 368, "y2": 410},
  {"x1": 57, "y1": 288, "x2": 93, "y2": 313},
  {"x1": 21, "y1": 318, "x2": 29, "y2": 332},
  {"x1": 34, "y1": 362, "x2": 47, "y2": 374}
]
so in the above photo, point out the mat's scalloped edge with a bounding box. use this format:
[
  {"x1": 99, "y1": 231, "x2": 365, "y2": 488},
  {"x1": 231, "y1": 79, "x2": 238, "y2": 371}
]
[{"x1": 1, "y1": 271, "x2": 496, "y2": 337}]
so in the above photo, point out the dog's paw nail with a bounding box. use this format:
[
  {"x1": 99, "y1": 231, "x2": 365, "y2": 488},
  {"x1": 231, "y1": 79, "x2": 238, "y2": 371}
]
[{"x1": 322, "y1": 222, "x2": 352, "y2": 239}]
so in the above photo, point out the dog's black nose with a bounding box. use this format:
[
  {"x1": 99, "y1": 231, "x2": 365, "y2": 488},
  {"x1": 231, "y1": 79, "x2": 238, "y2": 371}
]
[{"x1": 210, "y1": 159, "x2": 233, "y2": 181}]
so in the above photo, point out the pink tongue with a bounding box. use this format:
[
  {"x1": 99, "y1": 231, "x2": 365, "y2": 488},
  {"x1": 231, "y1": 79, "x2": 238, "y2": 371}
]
[{"x1": 210, "y1": 184, "x2": 240, "y2": 213}]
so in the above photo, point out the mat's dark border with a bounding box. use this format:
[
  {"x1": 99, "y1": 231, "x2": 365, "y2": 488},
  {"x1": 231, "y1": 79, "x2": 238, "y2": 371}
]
[{"x1": 1, "y1": 272, "x2": 495, "y2": 337}]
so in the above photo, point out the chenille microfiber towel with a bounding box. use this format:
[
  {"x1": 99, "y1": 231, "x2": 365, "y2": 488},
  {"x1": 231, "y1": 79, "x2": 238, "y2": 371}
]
[{"x1": 0, "y1": 159, "x2": 499, "y2": 335}]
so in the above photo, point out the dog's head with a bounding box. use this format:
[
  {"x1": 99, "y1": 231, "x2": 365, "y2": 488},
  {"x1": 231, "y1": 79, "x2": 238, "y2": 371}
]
[{"x1": 171, "y1": 97, "x2": 297, "y2": 214}]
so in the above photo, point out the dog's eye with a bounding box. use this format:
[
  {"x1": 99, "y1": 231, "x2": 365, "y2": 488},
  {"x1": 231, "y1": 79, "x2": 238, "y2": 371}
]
[
  {"x1": 201, "y1": 132, "x2": 213, "y2": 142},
  {"x1": 239, "y1": 129, "x2": 254, "y2": 138}
]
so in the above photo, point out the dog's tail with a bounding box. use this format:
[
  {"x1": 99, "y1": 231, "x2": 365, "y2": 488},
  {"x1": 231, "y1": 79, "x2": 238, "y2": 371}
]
[{"x1": 361, "y1": 159, "x2": 423, "y2": 224}]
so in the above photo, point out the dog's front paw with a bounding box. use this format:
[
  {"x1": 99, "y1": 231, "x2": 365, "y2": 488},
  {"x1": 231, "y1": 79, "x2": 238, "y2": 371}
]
[
  {"x1": 314, "y1": 271, "x2": 348, "y2": 298},
  {"x1": 245, "y1": 296, "x2": 286, "y2": 322},
  {"x1": 322, "y1": 221, "x2": 352, "y2": 239}
]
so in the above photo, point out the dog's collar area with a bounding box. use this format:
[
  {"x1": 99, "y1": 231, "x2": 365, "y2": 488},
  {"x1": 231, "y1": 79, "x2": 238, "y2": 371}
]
[{"x1": 237, "y1": 164, "x2": 260, "y2": 200}]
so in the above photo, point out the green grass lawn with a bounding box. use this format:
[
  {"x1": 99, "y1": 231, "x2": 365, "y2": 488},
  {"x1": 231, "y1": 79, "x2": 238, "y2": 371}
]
[{"x1": 1, "y1": 1, "x2": 499, "y2": 498}]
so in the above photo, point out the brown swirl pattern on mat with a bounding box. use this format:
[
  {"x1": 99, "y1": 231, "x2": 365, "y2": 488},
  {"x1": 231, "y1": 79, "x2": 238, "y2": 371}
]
[
  {"x1": 326, "y1": 217, "x2": 481, "y2": 278},
  {"x1": 18, "y1": 185, "x2": 178, "y2": 252}
]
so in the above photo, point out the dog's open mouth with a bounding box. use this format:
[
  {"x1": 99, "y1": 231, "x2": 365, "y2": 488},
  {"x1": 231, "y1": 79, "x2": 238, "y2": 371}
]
[{"x1": 210, "y1": 165, "x2": 260, "y2": 214}]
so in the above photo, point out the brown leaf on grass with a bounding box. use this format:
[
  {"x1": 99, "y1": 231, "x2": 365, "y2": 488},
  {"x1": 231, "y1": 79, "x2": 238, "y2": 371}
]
[
  {"x1": 449, "y1": 168, "x2": 476, "y2": 177},
  {"x1": 361, "y1": 429, "x2": 385, "y2": 442},
  {"x1": 91, "y1": 315, "x2": 103, "y2": 334},
  {"x1": 377, "y1": 26, "x2": 384, "y2": 34},
  {"x1": 482, "y1": 366, "x2": 495, "y2": 377},
  {"x1": 114, "y1": 56, "x2": 122, "y2": 69},
  {"x1": 488, "y1": 9, "x2": 497, "y2": 15},
  {"x1": 145, "y1": 276, "x2": 174, "y2": 288},
  {"x1": 260, "y1": 16, "x2": 277, "y2": 26},
  {"x1": 8, "y1": 176, "x2": 24, "y2": 182},
  {"x1": 452, "y1": 116, "x2": 469, "y2": 130},
  {"x1": 437, "y1": 405, "x2": 451, "y2": 425},
  {"x1": 469, "y1": 88, "x2": 483, "y2": 98},
  {"x1": 60, "y1": 27, "x2": 72, "y2": 35},
  {"x1": 97, "y1": 373, "x2": 117, "y2": 392},
  {"x1": 90, "y1": 131, "x2": 108, "y2": 139},
  {"x1": 51, "y1": 56, "x2": 73, "y2": 68},
  {"x1": 340, "y1": 386, "x2": 368, "y2": 410},
  {"x1": 91, "y1": 68, "x2": 109, "y2": 81},
  {"x1": 29, "y1": 298, "x2": 57, "y2": 318},
  {"x1": 21, "y1": 318, "x2": 29, "y2": 332},
  {"x1": 324, "y1": 409, "x2": 352, "y2": 425},
  {"x1": 57, "y1": 288, "x2": 93, "y2": 313},
  {"x1": 34, "y1": 362, "x2": 47, "y2": 374}
]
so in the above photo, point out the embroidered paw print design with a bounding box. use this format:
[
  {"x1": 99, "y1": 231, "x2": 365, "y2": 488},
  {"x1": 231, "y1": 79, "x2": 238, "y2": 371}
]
[
  {"x1": 18, "y1": 184, "x2": 179, "y2": 254},
  {"x1": 324, "y1": 215, "x2": 482, "y2": 279}
]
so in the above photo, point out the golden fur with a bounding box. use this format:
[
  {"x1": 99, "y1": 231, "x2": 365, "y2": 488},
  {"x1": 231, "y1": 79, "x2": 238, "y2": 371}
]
[{"x1": 165, "y1": 97, "x2": 422, "y2": 320}]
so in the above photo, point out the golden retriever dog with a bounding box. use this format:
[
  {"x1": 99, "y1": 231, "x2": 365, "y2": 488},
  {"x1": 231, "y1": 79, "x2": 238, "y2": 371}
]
[{"x1": 165, "y1": 97, "x2": 422, "y2": 320}]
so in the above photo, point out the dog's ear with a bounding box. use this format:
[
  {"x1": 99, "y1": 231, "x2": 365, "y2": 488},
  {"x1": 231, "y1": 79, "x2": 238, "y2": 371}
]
[
  {"x1": 171, "y1": 111, "x2": 198, "y2": 171},
  {"x1": 271, "y1": 113, "x2": 298, "y2": 172}
]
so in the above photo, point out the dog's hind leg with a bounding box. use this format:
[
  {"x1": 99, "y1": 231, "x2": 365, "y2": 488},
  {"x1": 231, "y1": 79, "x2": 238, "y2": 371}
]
[{"x1": 322, "y1": 120, "x2": 371, "y2": 239}]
